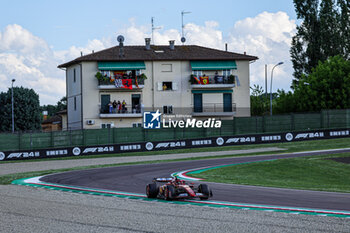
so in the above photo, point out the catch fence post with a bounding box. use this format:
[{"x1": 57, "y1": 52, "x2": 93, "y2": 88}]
[
  {"x1": 83, "y1": 129, "x2": 86, "y2": 146},
  {"x1": 69, "y1": 129, "x2": 72, "y2": 146},
  {"x1": 108, "y1": 127, "x2": 111, "y2": 144},
  {"x1": 30, "y1": 131, "x2": 33, "y2": 150},
  {"x1": 262, "y1": 116, "x2": 265, "y2": 133},
  {"x1": 18, "y1": 131, "x2": 21, "y2": 150},
  {"x1": 112, "y1": 128, "x2": 116, "y2": 144},
  {"x1": 51, "y1": 130, "x2": 54, "y2": 148},
  {"x1": 291, "y1": 113, "x2": 295, "y2": 131}
]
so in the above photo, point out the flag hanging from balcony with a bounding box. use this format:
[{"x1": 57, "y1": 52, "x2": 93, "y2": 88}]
[
  {"x1": 135, "y1": 76, "x2": 139, "y2": 88},
  {"x1": 115, "y1": 79, "x2": 133, "y2": 89},
  {"x1": 122, "y1": 79, "x2": 133, "y2": 89},
  {"x1": 194, "y1": 76, "x2": 201, "y2": 84},
  {"x1": 200, "y1": 76, "x2": 209, "y2": 85}
]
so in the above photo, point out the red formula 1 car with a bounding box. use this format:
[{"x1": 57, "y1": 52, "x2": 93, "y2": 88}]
[{"x1": 146, "y1": 177, "x2": 213, "y2": 200}]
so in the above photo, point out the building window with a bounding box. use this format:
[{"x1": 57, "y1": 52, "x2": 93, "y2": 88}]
[
  {"x1": 74, "y1": 96, "x2": 77, "y2": 111},
  {"x1": 162, "y1": 82, "x2": 172, "y2": 90},
  {"x1": 101, "y1": 123, "x2": 113, "y2": 128},
  {"x1": 163, "y1": 105, "x2": 173, "y2": 114},
  {"x1": 157, "y1": 82, "x2": 178, "y2": 91},
  {"x1": 223, "y1": 69, "x2": 231, "y2": 77},
  {"x1": 132, "y1": 94, "x2": 141, "y2": 113},
  {"x1": 162, "y1": 64, "x2": 172, "y2": 72},
  {"x1": 132, "y1": 123, "x2": 142, "y2": 128},
  {"x1": 73, "y1": 69, "x2": 76, "y2": 83}
]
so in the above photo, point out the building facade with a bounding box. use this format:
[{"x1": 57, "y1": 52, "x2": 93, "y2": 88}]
[{"x1": 58, "y1": 40, "x2": 258, "y2": 129}]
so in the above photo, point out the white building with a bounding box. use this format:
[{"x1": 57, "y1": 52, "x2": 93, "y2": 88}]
[{"x1": 58, "y1": 39, "x2": 258, "y2": 129}]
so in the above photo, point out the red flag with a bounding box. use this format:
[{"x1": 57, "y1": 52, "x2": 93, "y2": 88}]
[
  {"x1": 122, "y1": 79, "x2": 133, "y2": 89},
  {"x1": 200, "y1": 76, "x2": 209, "y2": 85}
]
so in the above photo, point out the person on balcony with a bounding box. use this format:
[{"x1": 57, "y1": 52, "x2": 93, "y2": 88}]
[
  {"x1": 117, "y1": 101, "x2": 121, "y2": 113},
  {"x1": 122, "y1": 100, "x2": 127, "y2": 113},
  {"x1": 108, "y1": 101, "x2": 113, "y2": 113},
  {"x1": 112, "y1": 100, "x2": 117, "y2": 113},
  {"x1": 214, "y1": 71, "x2": 219, "y2": 84}
]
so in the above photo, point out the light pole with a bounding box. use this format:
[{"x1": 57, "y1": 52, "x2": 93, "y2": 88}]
[
  {"x1": 11, "y1": 79, "x2": 15, "y2": 133},
  {"x1": 270, "y1": 62, "x2": 283, "y2": 115}
]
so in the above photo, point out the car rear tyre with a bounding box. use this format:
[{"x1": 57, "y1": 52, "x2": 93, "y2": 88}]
[
  {"x1": 198, "y1": 184, "x2": 211, "y2": 200},
  {"x1": 165, "y1": 185, "x2": 175, "y2": 200},
  {"x1": 146, "y1": 183, "x2": 158, "y2": 198}
]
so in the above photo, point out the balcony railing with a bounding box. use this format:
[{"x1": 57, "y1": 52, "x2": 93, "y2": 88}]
[
  {"x1": 100, "y1": 104, "x2": 142, "y2": 118},
  {"x1": 190, "y1": 75, "x2": 235, "y2": 86},
  {"x1": 193, "y1": 103, "x2": 236, "y2": 116},
  {"x1": 98, "y1": 78, "x2": 145, "y2": 88}
]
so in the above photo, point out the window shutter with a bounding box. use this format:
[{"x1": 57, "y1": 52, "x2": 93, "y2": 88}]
[
  {"x1": 157, "y1": 82, "x2": 163, "y2": 91},
  {"x1": 172, "y1": 82, "x2": 178, "y2": 90}
]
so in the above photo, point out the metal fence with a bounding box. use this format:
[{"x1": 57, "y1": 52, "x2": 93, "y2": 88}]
[{"x1": 1, "y1": 109, "x2": 350, "y2": 151}]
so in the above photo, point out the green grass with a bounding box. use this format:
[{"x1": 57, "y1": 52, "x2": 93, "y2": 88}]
[
  {"x1": 1, "y1": 137, "x2": 350, "y2": 164},
  {"x1": 192, "y1": 153, "x2": 350, "y2": 193},
  {"x1": 3, "y1": 137, "x2": 350, "y2": 192}
]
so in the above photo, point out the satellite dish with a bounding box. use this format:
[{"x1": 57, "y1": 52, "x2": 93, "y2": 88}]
[
  {"x1": 117, "y1": 35, "x2": 125, "y2": 43},
  {"x1": 181, "y1": 37, "x2": 186, "y2": 43}
]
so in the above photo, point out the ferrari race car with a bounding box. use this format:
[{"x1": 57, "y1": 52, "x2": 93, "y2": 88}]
[{"x1": 146, "y1": 177, "x2": 213, "y2": 200}]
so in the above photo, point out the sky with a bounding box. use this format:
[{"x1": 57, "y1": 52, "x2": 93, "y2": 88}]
[{"x1": 0, "y1": 0, "x2": 298, "y2": 105}]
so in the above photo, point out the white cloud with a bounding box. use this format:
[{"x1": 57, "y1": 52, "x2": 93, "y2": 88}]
[
  {"x1": 0, "y1": 24, "x2": 65, "y2": 105},
  {"x1": 0, "y1": 12, "x2": 296, "y2": 105},
  {"x1": 227, "y1": 11, "x2": 296, "y2": 92}
]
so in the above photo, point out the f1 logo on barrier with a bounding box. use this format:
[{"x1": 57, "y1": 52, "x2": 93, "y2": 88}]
[
  {"x1": 0, "y1": 152, "x2": 5, "y2": 161},
  {"x1": 143, "y1": 110, "x2": 162, "y2": 129}
]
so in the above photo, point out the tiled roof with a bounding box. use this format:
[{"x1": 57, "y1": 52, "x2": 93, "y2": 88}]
[
  {"x1": 58, "y1": 45, "x2": 258, "y2": 68},
  {"x1": 42, "y1": 115, "x2": 62, "y2": 124}
]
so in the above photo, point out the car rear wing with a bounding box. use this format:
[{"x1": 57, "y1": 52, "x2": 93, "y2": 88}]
[{"x1": 153, "y1": 178, "x2": 173, "y2": 182}]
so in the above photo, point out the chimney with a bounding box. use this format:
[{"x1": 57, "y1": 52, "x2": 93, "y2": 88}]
[
  {"x1": 145, "y1": 38, "x2": 151, "y2": 50},
  {"x1": 43, "y1": 111, "x2": 48, "y2": 121},
  {"x1": 225, "y1": 43, "x2": 228, "y2": 51},
  {"x1": 244, "y1": 51, "x2": 246, "y2": 55},
  {"x1": 169, "y1": 40, "x2": 175, "y2": 50},
  {"x1": 119, "y1": 41, "x2": 124, "y2": 57}
]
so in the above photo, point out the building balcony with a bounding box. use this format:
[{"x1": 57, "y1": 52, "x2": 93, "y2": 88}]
[
  {"x1": 99, "y1": 104, "x2": 143, "y2": 118},
  {"x1": 190, "y1": 75, "x2": 235, "y2": 89},
  {"x1": 192, "y1": 103, "x2": 236, "y2": 117},
  {"x1": 98, "y1": 78, "x2": 145, "y2": 90}
]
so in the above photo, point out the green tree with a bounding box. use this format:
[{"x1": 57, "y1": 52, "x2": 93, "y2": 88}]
[
  {"x1": 291, "y1": 0, "x2": 350, "y2": 88},
  {"x1": 250, "y1": 84, "x2": 269, "y2": 116},
  {"x1": 273, "y1": 90, "x2": 297, "y2": 114},
  {"x1": 0, "y1": 87, "x2": 41, "y2": 132},
  {"x1": 291, "y1": 0, "x2": 321, "y2": 86},
  {"x1": 293, "y1": 56, "x2": 350, "y2": 111},
  {"x1": 338, "y1": 0, "x2": 350, "y2": 59}
]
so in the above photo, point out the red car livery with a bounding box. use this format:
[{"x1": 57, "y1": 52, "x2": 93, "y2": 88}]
[{"x1": 146, "y1": 177, "x2": 213, "y2": 200}]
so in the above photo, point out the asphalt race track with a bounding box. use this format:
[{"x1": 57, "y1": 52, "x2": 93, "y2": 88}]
[{"x1": 40, "y1": 149, "x2": 350, "y2": 212}]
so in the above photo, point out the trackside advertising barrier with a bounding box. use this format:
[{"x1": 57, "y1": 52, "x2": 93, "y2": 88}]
[{"x1": 0, "y1": 128, "x2": 349, "y2": 161}]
